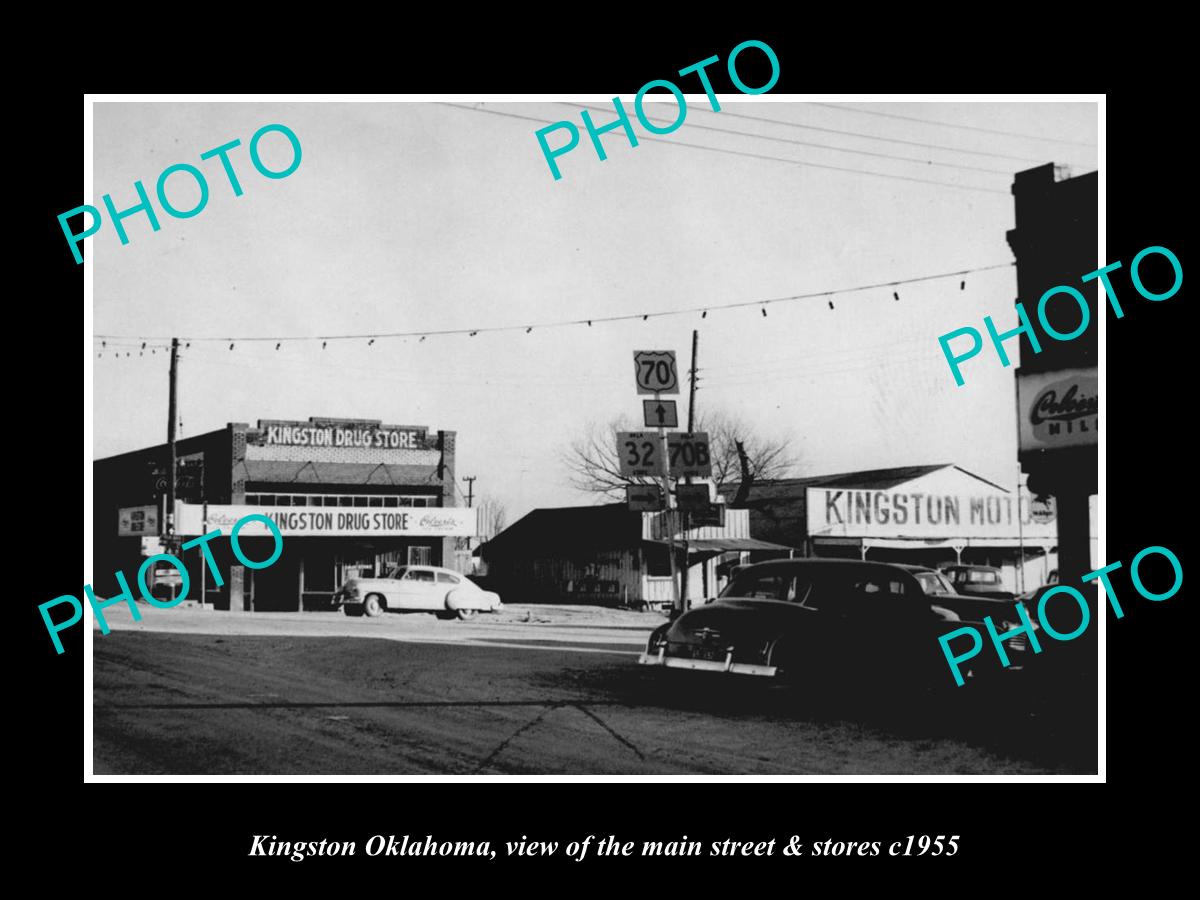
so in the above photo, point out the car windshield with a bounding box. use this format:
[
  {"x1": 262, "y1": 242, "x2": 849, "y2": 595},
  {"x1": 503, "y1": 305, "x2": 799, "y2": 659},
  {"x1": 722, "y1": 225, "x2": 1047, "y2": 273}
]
[
  {"x1": 720, "y1": 571, "x2": 795, "y2": 601},
  {"x1": 968, "y1": 570, "x2": 1000, "y2": 584},
  {"x1": 915, "y1": 571, "x2": 955, "y2": 596},
  {"x1": 385, "y1": 566, "x2": 408, "y2": 579}
]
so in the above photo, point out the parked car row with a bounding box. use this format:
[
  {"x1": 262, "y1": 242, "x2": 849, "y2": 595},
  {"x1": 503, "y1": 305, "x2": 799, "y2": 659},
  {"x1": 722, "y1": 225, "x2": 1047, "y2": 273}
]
[{"x1": 638, "y1": 559, "x2": 1036, "y2": 688}]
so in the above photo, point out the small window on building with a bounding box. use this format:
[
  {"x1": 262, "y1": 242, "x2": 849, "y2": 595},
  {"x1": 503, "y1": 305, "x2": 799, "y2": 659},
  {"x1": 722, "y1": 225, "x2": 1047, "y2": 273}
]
[
  {"x1": 257, "y1": 495, "x2": 276, "y2": 506},
  {"x1": 276, "y1": 495, "x2": 292, "y2": 506},
  {"x1": 338, "y1": 496, "x2": 353, "y2": 507},
  {"x1": 437, "y1": 572, "x2": 460, "y2": 584},
  {"x1": 383, "y1": 497, "x2": 398, "y2": 507},
  {"x1": 321, "y1": 496, "x2": 338, "y2": 506},
  {"x1": 293, "y1": 496, "x2": 308, "y2": 506},
  {"x1": 368, "y1": 496, "x2": 383, "y2": 507},
  {"x1": 399, "y1": 497, "x2": 414, "y2": 507},
  {"x1": 408, "y1": 546, "x2": 433, "y2": 566},
  {"x1": 353, "y1": 496, "x2": 369, "y2": 507},
  {"x1": 412, "y1": 497, "x2": 427, "y2": 507},
  {"x1": 245, "y1": 494, "x2": 260, "y2": 504}
]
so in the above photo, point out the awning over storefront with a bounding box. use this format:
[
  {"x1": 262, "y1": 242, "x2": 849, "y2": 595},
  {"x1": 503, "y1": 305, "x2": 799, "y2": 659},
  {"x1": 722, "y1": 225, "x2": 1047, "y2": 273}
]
[
  {"x1": 812, "y1": 536, "x2": 1056, "y2": 550},
  {"x1": 646, "y1": 538, "x2": 795, "y2": 553}
]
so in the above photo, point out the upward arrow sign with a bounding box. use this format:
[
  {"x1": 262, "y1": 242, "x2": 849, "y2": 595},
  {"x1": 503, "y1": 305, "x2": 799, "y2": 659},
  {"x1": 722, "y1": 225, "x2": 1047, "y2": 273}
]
[{"x1": 642, "y1": 399, "x2": 678, "y2": 429}]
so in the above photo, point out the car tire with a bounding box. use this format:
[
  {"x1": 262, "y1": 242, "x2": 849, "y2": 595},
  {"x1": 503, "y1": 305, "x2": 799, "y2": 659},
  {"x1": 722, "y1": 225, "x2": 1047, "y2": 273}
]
[
  {"x1": 435, "y1": 611, "x2": 455, "y2": 621},
  {"x1": 363, "y1": 594, "x2": 385, "y2": 617},
  {"x1": 456, "y1": 608, "x2": 477, "y2": 621}
]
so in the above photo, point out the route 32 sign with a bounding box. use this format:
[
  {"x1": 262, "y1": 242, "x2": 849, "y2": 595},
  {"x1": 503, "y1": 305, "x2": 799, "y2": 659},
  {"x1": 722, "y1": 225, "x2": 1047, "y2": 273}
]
[
  {"x1": 617, "y1": 432, "x2": 666, "y2": 477},
  {"x1": 633, "y1": 351, "x2": 679, "y2": 395},
  {"x1": 667, "y1": 432, "x2": 712, "y2": 478}
]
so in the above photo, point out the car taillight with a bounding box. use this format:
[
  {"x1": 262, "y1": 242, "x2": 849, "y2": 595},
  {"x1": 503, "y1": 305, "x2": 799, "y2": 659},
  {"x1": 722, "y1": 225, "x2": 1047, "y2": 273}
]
[{"x1": 647, "y1": 628, "x2": 668, "y2": 653}]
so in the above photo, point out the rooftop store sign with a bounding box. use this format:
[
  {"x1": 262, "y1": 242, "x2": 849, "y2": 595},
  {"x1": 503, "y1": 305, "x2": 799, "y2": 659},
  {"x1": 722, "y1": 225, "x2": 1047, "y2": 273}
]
[
  {"x1": 252, "y1": 422, "x2": 427, "y2": 450},
  {"x1": 178, "y1": 503, "x2": 477, "y2": 538},
  {"x1": 807, "y1": 488, "x2": 1057, "y2": 541},
  {"x1": 1016, "y1": 368, "x2": 1097, "y2": 451}
]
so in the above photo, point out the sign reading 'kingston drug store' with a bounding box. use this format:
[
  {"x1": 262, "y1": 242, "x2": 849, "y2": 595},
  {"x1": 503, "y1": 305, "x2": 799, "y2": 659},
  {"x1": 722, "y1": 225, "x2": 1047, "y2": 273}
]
[{"x1": 177, "y1": 504, "x2": 477, "y2": 537}]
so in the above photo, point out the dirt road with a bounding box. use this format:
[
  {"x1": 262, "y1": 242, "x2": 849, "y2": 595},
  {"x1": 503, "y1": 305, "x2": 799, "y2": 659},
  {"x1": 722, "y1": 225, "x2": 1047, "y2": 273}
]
[{"x1": 92, "y1": 606, "x2": 1095, "y2": 775}]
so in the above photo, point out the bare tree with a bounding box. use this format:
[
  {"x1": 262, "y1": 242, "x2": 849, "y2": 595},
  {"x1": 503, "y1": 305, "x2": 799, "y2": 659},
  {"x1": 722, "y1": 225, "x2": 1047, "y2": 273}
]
[
  {"x1": 475, "y1": 496, "x2": 509, "y2": 541},
  {"x1": 562, "y1": 408, "x2": 797, "y2": 501}
]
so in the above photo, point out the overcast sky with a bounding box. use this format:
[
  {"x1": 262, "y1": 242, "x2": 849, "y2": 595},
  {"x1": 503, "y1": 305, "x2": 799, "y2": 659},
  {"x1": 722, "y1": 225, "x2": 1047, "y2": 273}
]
[{"x1": 92, "y1": 99, "x2": 1097, "y2": 520}]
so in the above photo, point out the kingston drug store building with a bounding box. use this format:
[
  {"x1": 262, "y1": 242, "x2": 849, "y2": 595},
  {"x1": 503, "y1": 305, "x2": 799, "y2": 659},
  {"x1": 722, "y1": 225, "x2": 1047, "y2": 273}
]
[{"x1": 93, "y1": 417, "x2": 476, "y2": 611}]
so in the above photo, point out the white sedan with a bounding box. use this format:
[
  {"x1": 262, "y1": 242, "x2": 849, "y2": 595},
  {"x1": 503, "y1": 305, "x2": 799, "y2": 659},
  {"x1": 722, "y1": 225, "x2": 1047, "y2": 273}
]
[{"x1": 334, "y1": 565, "x2": 503, "y2": 620}]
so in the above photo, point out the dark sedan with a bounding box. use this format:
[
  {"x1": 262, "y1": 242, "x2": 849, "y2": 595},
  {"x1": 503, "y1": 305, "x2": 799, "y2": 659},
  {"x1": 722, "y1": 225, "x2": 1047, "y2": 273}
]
[
  {"x1": 638, "y1": 559, "x2": 1031, "y2": 686},
  {"x1": 898, "y1": 564, "x2": 1029, "y2": 626}
]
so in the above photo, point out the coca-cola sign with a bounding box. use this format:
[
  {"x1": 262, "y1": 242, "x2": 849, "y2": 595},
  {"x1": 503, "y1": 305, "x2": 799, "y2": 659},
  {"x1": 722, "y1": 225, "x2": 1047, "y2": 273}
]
[{"x1": 1017, "y1": 368, "x2": 1098, "y2": 451}]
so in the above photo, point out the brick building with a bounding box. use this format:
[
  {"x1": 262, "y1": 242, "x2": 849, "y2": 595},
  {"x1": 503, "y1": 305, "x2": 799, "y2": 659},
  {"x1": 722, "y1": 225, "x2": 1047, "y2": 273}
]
[{"x1": 93, "y1": 417, "x2": 475, "y2": 611}]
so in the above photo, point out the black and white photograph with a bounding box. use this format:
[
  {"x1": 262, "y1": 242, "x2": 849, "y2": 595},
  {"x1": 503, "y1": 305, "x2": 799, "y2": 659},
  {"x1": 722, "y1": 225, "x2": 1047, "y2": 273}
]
[{"x1": 76, "y1": 92, "x2": 1113, "y2": 780}]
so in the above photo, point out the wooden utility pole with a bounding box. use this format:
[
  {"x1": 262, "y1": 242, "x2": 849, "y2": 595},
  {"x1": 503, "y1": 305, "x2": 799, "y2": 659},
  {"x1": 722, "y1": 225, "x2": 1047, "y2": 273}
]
[
  {"x1": 167, "y1": 337, "x2": 179, "y2": 540},
  {"x1": 680, "y1": 330, "x2": 699, "y2": 608},
  {"x1": 165, "y1": 337, "x2": 180, "y2": 604},
  {"x1": 687, "y1": 329, "x2": 699, "y2": 431},
  {"x1": 462, "y1": 475, "x2": 476, "y2": 550}
]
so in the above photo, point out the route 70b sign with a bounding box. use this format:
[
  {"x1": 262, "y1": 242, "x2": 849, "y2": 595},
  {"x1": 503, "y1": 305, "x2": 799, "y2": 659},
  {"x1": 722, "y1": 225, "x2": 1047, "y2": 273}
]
[{"x1": 666, "y1": 432, "x2": 712, "y2": 478}]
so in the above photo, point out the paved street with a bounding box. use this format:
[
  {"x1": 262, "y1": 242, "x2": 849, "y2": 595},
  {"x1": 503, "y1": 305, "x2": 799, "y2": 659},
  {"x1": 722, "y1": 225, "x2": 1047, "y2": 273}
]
[{"x1": 93, "y1": 605, "x2": 1096, "y2": 775}]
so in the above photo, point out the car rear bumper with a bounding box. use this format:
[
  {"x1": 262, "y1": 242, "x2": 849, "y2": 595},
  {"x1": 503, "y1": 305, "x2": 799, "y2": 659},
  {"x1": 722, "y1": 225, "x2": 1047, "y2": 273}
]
[{"x1": 637, "y1": 650, "x2": 778, "y2": 677}]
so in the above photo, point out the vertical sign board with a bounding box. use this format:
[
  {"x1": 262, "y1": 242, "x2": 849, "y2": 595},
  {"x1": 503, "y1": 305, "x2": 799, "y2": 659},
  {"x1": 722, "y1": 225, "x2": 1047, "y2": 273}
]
[{"x1": 1016, "y1": 367, "x2": 1097, "y2": 452}]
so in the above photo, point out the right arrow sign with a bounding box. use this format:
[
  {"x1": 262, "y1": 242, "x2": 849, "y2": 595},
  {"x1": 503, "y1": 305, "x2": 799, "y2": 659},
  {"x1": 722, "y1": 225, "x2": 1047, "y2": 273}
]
[{"x1": 642, "y1": 399, "x2": 679, "y2": 429}]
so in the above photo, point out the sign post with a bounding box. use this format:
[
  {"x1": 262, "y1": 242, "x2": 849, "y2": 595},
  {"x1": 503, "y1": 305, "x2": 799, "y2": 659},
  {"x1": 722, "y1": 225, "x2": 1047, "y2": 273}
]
[{"x1": 632, "y1": 351, "x2": 682, "y2": 613}]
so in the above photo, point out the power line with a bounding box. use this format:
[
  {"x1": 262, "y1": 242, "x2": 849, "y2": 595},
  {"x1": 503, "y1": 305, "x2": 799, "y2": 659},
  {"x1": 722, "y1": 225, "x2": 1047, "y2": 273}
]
[
  {"x1": 562, "y1": 103, "x2": 1016, "y2": 174},
  {"x1": 94, "y1": 260, "x2": 1014, "y2": 344},
  {"x1": 439, "y1": 103, "x2": 1009, "y2": 196},
  {"x1": 678, "y1": 104, "x2": 1059, "y2": 164},
  {"x1": 813, "y1": 102, "x2": 1097, "y2": 148}
]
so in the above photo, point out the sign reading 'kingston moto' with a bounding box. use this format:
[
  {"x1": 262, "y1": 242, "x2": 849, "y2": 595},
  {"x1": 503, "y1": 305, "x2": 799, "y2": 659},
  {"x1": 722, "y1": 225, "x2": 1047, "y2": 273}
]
[{"x1": 807, "y1": 488, "x2": 1057, "y2": 540}]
